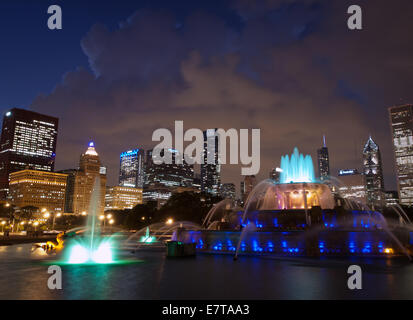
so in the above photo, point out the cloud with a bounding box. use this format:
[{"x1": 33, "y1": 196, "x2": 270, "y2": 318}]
[{"x1": 31, "y1": 1, "x2": 413, "y2": 191}]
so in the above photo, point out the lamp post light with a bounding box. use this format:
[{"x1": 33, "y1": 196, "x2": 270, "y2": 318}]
[
  {"x1": 166, "y1": 218, "x2": 174, "y2": 225},
  {"x1": 33, "y1": 221, "x2": 39, "y2": 232},
  {"x1": 1, "y1": 221, "x2": 5, "y2": 233}
]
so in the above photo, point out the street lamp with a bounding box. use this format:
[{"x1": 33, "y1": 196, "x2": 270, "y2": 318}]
[
  {"x1": 109, "y1": 219, "x2": 114, "y2": 225},
  {"x1": 1, "y1": 221, "x2": 5, "y2": 233},
  {"x1": 33, "y1": 221, "x2": 39, "y2": 232},
  {"x1": 81, "y1": 211, "x2": 87, "y2": 216},
  {"x1": 166, "y1": 218, "x2": 174, "y2": 225}
]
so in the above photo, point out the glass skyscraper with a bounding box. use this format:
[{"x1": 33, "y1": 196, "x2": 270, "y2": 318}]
[
  {"x1": 0, "y1": 108, "x2": 58, "y2": 199},
  {"x1": 362, "y1": 136, "x2": 385, "y2": 208},
  {"x1": 389, "y1": 104, "x2": 413, "y2": 205},
  {"x1": 145, "y1": 148, "x2": 194, "y2": 188},
  {"x1": 201, "y1": 129, "x2": 221, "y2": 195},
  {"x1": 317, "y1": 135, "x2": 330, "y2": 181},
  {"x1": 119, "y1": 148, "x2": 145, "y2": 188}
]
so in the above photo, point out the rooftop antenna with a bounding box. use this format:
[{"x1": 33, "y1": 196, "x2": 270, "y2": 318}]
[{"x1": 323, "y1": 134, "x2": 326, "y2": 148}]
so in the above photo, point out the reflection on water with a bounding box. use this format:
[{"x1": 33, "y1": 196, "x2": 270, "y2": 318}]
[{"x1": 1, "y1": 243, "x2": 413, "y2": 299}]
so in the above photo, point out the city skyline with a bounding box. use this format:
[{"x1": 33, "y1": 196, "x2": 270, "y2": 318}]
[{"x1": 1, "y1": 1, "x2": 413, "y2": 191}]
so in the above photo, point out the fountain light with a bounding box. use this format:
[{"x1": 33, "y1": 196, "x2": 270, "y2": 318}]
[{"x1": 279, "y1": 147, "x2": 316, "y2": 184}]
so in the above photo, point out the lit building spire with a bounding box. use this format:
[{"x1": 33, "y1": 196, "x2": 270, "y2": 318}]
[{"x1": 85, "y1": 141, "x2": 98, "y2": 156}]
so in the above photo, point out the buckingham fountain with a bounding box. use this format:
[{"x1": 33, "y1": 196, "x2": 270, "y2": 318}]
[
  {"x1": 36, "y1": 147, "x2": 413, "y2": 262},
  {"x1": 178, "y1": 147, "x2": 413, "y2": 259}
]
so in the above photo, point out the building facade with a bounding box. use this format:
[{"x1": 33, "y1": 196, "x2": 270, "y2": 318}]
[
  {"x1": 362, "y1": 136, "x2": 385, "y2": 208},
  {"x1": 9, "y1": 169, "x2": 67, "y2": 213},
  {"x1": 105, "y1": 186, "x2": 142, "y2": 211},
  {"x1": 389, "y1": 104, "x2": 413, "y2": 206},
  {"x1": 119, "y1": 149, "x2": 145, "y2": 188},
  {"x1": 201, "y1": 129, "x2": 221, "y2": 195},
  {"x1": 385, "y1": 191, "x2": 399, "y2": 207},
  {"x1": 72, "y1": 142, "x2": 107, "y2": 215},
  {"x1": 145, "y1": 148, "x2": 194, "y2": 188},
  {"x1": 317, "y1": 135, "x2": 330, "y2": 181},
  {"x1": 0, "y1": 108, "x2": 58, "y2": 199},
  {"x1": 220, "y1": 183, "x2": 236, "y2": 200},
  {"x1": 338, "y1": 169, "x2": 367, "y2": 204}
]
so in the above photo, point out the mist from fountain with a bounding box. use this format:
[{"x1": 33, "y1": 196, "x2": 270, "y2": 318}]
[{"x1": 64, "y1": 177, "x2": 115, "y2": 264}]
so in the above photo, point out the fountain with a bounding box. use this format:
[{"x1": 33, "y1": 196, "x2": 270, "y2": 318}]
[
  {"x1": 180, "y1": 147, "x2": 413, "y2": 260},
  {"x1": 62, "y1": 177, "x2": 116, "y2": 264}
]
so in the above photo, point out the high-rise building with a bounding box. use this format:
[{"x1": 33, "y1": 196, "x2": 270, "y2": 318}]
[
  {"x1": 72, "y1": 142, "x2": 107, "y2": 215},
  {"x1": 201, "y1": 129, "x2": 221, "y2": 195},
  {"x1": 105, "y1": 186, "x2": 143, "y2": 211},
  {"x1": 145, "y1": 149, "x2": 194, "y2": 188},
  {"x1": 389, "y1": 104, "x2": 413, "y2": 206},
  {"x1": 220, "y1": 183, "x2": 236, "y2": 200},
  {"x1": 385, "y1": 191, "x2": 399, "y2": 207},
  {"x1": 338, "y1": 169, "x2": 367, "y2": 203},
  {"x1": 9, "y1": 169, "x2": 67, "y2": 213},
  {"x1": 119, "y1": 149, "x2": 145, "y2": 188},
  {"x1": 242, "y1": 175, "x2": 257, "y2": 202},
  {"x1": 317, "y1": 135, "x2": 330, "y2": 181},
  {"x1": 0, "y1": 108, "x2": 58, "y2": 199},
  {"x1": 363, "y1": 136, "x2": 385, "y2": 208}
]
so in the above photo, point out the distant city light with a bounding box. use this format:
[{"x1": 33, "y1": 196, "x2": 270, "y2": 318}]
[{"x1": 166, "y1": 218, "x2": 174, "y2": 225}]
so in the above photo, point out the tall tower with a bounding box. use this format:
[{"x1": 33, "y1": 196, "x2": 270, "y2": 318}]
[
  {"x1": 362, "y1": 136, "x2": 385, "y2": 208},
  {"x1": 317, "y1": 135, "x2": 330, "y2": 181},
  {"x1": 0, "y1": 108, "x2": 58, "y2": 199},
  {"x1": 119, "y1": 148, "x2": 145, "y2": 188},
  {"x1": 389, "y1": 104, "x2": 413, "y2": 205},
  {"x1": 201, "y1": 129, "x2": 221, "y2": 195},
  {"x1": 72, "y1": 142, "x2": 107, "y2": 215}
]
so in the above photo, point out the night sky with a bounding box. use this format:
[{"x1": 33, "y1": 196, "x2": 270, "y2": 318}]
[{"x1": 1, "y1": 0, "x2": 413, "y2": 190}]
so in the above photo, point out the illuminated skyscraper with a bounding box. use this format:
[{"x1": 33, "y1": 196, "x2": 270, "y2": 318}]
[
  {"x1": 9, "y1": 169, "x2": 67, "y2": 213},
  {"x1": 201, "y1": 129, "x2": 221, "y2": 195},
  {"x1": 119, "y1": 149, "x2": 145, "y2": 188},
  {"x1": 363, "y1": 136, "x2": 385, "y2": 208},
  {"x1": 145, "y1": 148, "x2": 193, "y2": 188},
  {"x1": 389, "y1": 104, "x2": 413, "y2": 205},
  {"x1": 338, "y1": 169, "x2": 367, "y2": 203},
  {"x1": 317, "y1": 135, "x2": 330, "y2": 181},
  {"x1": 71, "y1": 142, "x2": 107, "y2": 215},
  {"x1": 105, "y1": 186, "x2": 142, "y2": 210},
  {"x1": 0, "y1": 108, "x2": 58, "y2": 199}
]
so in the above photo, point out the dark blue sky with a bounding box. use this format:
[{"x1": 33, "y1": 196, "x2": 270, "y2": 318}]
[{"x1": 0, "y1": 0, "x2": 243, "y2": 109}]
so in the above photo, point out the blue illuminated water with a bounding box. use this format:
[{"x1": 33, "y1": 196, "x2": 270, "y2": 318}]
[{"x1": 279, "y1": 147, "x2": 316, "y2": 183}]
